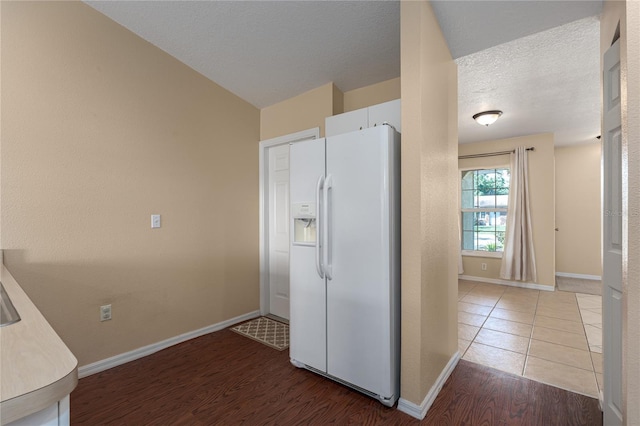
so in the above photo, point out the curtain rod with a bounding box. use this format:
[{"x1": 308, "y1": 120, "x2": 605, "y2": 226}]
[{"x1": 458, "y1": 147, "x2": 535, "y2": 160}]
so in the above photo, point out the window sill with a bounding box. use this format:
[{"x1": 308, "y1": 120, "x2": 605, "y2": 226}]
[{"x1": 462, "y1": 250, "x2": 503, "y2": 259}]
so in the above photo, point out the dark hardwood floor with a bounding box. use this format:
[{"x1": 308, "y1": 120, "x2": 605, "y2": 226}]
[{"x1": 71, "y1": 327, "x2": 602, "y2": 425}]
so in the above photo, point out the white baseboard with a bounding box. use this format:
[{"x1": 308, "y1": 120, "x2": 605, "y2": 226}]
[
  {"x1": 459, "y1": 275, "x2": 554, "y2": 291},
  {"x1": 397, "y1": 351, "x2": 460, "y2": 420},
  {"x1": 78, "y1": 310, "x2": 260, "y2": 378},
  {"x1": 555, "y1": 272, "x2": 602, "y2": 281}
]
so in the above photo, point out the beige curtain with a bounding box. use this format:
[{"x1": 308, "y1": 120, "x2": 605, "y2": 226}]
[{"x1": 500, "y1": 146, "x2": 537, "y2": 282}]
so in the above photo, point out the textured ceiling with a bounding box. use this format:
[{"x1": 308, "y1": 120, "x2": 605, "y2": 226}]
[
  {"x1": 85, "y1": 0, "x2": 603, "y2": 146},
  {"x1": 431, "y1": 0, "x2": 604, "y2": 59},
  {"x1": 457, "y1": 16, "x2": 601, "y2": 146},
  {"x1": 86, "y1": 1, "x2": 400, "y2": 109}
]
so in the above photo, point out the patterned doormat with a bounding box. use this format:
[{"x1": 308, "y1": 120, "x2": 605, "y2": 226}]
[{"x1": 231, "y1": 317, "x2": 289, "y2": 351}]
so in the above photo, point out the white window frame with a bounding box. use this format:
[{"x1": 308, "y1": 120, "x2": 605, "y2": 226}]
[{"x1": 460, "y1": 164, "x2": 510, "y2": 258}]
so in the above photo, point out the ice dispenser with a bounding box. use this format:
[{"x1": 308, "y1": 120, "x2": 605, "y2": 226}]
[{"x1": 292, "y1": 202, "x2": 317, "y2": 244}]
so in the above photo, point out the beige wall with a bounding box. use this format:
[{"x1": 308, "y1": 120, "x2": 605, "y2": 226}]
[
  {"x1": 0, "y1": 0, "x2": 3, "y2": 248},
  {"x1": 459, "y1": 134, "x2": 555, "y2": 288},
  {"x1": 601, "y1": 1, "x2": 640, "y2": 423},
  {"x1": 260, "y1": 82, "x2": 340, "y2": 140},
  {"x1": 400, "y1": 1, "x2": 458, "y2": 405},
  {"x1": 1, "y1": 1, "x2": 261, "y2": 366},
  {"x1": 343, "y1": 77, "x2": 401, "y2": 112},
  {"x1": 332, "y1": 83, "x2": 344, "y2": 117},
  {"x1": 555, "y1": 143, "x2": 602, "y2": 277}
]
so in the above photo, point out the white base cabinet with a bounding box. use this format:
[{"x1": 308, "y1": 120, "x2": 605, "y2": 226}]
[{"x1": 6, "y1": 395, "x2": 70, "y2": 426}]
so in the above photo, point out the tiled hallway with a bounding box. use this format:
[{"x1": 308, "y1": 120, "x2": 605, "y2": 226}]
[{"x1": 458, "y1": 279, "x2": 602, "y2": 399}]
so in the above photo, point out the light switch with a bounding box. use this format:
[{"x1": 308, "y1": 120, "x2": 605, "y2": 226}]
[{"x1": 151, "y1": 214, "x2": 161, "y2": 228}]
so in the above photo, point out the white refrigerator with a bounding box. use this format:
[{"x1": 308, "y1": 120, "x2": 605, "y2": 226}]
[{"x1": 289, "y1": 125, "x2": 400, "y2": 406}]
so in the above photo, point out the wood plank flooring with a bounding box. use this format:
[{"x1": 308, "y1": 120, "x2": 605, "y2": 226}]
[{"x1": 71, "y1": 327, "x2": 602, "y2": 425}]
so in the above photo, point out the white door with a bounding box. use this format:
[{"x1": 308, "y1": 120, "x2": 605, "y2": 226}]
[
  {"x1": 603, "y1": 38, "x2": 623, "y2": 426},
  {"x1": 268, "y1": 144, "x2": 290, "y2": 319},
  {"x1": 325, "y1": 126, "x2": 396, "y2": 397}
]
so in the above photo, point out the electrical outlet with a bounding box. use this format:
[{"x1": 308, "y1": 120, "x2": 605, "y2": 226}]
[
  {"x1": 151, "y1": 214, "x2": 161, "y2": 228},
  {"x1": 481, "y1": 263, "x2": 487, "y2": 271},
  {"x1": 100, "y1": 304, "x2": 112, "y2": 322}
]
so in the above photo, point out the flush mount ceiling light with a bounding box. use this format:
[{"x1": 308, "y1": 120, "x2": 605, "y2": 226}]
[{"x1": 473, "y1": 110, "x2": 503, "y2": 126}]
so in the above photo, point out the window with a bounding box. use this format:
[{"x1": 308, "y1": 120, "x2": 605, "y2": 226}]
[{"x1": 461, "y1": 168, "x2": 510, "y2": 254}]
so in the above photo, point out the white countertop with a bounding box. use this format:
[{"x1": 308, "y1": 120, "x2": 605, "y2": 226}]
[{"x1": 0, "y1": 264, "x2": 78, "y2": 424}]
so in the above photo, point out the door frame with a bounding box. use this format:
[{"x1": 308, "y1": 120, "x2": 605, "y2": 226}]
[{"x1": 259, "y1": 127, "x2": 320, "y2": 316}]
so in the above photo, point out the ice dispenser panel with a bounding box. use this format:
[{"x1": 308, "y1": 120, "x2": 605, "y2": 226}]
[{"x1": 292, "y1": 202, "x2": 317, "y2": 244}]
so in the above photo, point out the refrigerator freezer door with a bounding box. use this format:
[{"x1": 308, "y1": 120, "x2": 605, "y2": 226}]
[
  {"x1": 289, "y1": 138, "x2": 327, "y2": 372},
  {"x1": 325, "y1": 126, "x2": 398, "y2": 398}
]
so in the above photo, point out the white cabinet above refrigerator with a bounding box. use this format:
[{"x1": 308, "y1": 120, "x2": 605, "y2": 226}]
[{"x1": 325, "y1": 99, "x2": 401, "y2": 137}]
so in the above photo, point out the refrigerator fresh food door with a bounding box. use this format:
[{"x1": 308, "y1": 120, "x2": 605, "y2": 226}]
[
  {"x1": 289, "y1": 137, "x2": 327, "y2": 372},
  {"x1": 325, "y1": 126, "x2": 399, "y2": 399}
]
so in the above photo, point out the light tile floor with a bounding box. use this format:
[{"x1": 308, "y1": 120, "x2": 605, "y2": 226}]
[{"x1": 458, "y1": 279, "x2": 603, "y2": 399}]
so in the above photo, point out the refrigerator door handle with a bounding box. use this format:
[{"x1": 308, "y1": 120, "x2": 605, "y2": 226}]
[
  {"x1": 315, "y1": 175, "x2": 325, "y2": 279},
  {"x1": 323, "y1": 174, "x2": 333, "y2": 280}
]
